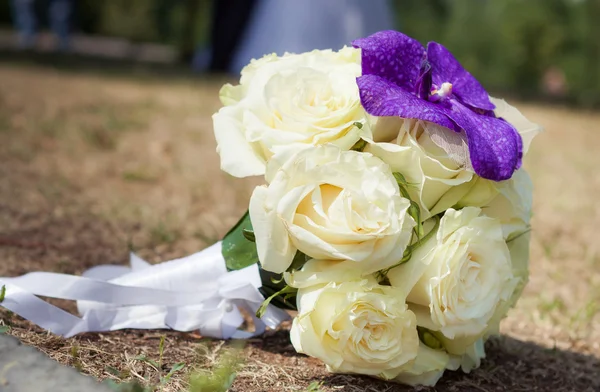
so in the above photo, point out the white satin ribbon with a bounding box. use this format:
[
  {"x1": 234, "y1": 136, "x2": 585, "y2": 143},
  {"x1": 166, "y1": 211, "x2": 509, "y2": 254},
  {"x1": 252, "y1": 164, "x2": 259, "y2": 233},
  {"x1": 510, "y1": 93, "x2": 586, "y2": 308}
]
[{"x1": 0, "y1": 242, "x2": 289, "y2": 339}]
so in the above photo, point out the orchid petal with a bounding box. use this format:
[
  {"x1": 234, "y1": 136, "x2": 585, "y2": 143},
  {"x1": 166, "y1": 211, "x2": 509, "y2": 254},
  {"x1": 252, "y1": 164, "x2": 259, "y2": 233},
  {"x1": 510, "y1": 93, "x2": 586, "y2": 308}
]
[
  {"x1": 427, "y1": 42, "x2": 495, "y2": 111},
  {"x1": 357, "y1": 75, "x2": 456, "y2": 130},
  {"x1": 357, "y1": 75, "x2": 522, "y2": 180},
  {"x1": 447, "y1": 102, "x2": 522, "y2": 181},
  {"x1": 353, "y1": 30, "x2": 425, "y2": 92}
]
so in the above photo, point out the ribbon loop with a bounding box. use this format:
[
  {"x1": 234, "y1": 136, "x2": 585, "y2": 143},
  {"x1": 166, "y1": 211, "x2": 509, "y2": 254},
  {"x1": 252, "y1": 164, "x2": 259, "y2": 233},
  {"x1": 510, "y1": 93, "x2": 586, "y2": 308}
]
[{"x1": 0, "y1": 241, "x2": 289, "y2": 339}]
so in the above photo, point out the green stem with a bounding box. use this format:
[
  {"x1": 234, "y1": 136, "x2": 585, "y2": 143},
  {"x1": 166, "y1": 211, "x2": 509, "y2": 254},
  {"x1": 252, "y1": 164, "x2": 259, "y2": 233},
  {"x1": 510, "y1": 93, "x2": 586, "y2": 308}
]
[
  {"x1": 256, "y1": 286, "x2": 297, "y2": 318},
  {"x1": 379, "y1": 215, "x2": 440, "y2": 276},
  {"x1": 506, "y1": 227, "x2": 531, "y2": 243}
]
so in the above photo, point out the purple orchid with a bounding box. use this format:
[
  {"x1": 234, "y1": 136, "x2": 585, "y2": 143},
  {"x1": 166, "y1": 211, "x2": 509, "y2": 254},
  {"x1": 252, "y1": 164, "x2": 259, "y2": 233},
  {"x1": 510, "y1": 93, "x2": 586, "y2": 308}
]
[{"x1": 353, "y1": 31, "x2": 522, "y2": 181}]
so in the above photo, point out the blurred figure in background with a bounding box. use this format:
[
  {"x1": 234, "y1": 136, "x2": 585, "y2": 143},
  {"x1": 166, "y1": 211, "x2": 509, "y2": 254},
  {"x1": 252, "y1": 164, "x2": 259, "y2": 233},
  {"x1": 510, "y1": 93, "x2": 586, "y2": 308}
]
[
  {"x1": 9, "y1": 0, "x2": 73, "y2": 51},
  {"x1": 208, "y1": 0, "x2": 394, "y2": 74},
  {"x1": 542, "y1": 66, "x2": 568, "y2": 99},
  {"x1": 48, "y1": 0, "x2": 72, "y2": 51},
  {"x1": 10, "y1": 0, "x2": 37, "y2": 48},
  {"x1": 208, "y1": 0, "x2": 258, "y2": 72}
]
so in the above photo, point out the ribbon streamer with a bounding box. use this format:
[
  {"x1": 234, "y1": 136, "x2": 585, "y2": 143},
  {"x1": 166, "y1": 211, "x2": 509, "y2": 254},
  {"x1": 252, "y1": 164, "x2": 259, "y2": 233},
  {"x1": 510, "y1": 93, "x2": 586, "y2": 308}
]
[{"x1": 0, "y1": 242, "x2": 289, "y2": 339}]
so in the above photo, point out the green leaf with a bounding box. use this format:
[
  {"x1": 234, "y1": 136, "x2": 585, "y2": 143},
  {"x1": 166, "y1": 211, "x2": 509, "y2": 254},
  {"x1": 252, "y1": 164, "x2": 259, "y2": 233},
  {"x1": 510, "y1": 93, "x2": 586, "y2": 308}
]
[
  {"x1": 221, "y1": 212, "x2": 299, "y2": 311},
  {"x1": 0, "y1": 326, "x2": 9, "y2": 334},
  {"x1": 256, "y1": 286, "x2": 297, "y2": 318},
  {"x1": 170, "y1": 362, "x2": 186, "y2": 372},
  {"x1": 258, "y1": 282, "x2": 297, "y2": 311},
  {"x1": 287, "y1": 251, "x2": 308, "y2": 272},
  {"x1": 0, "y1": 285, "x2": 5, "y2": 303},
  {"x1": 161, "y1": 362, "x2": 186, "y2": 384},
  {"x1": 222, "y1": 211, "x2": 259, "y2": 271}
]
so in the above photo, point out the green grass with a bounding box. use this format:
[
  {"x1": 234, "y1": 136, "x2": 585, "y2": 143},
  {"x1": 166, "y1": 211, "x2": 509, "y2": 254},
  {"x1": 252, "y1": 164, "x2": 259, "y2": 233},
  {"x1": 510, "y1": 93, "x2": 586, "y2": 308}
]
[
  {"x1": 150, "y1": 222, "x2": 181, "y2": 246},
  {"x1": 102, "y1": 339, "x2": 245, "y2": 392}
]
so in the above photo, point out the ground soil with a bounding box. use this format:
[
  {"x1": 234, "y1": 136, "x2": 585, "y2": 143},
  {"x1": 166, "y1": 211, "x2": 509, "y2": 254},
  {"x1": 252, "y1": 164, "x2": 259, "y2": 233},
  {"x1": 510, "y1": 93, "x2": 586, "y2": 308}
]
[{"x1": 0, "y1": 62, "x2": 599, "y2": 392}]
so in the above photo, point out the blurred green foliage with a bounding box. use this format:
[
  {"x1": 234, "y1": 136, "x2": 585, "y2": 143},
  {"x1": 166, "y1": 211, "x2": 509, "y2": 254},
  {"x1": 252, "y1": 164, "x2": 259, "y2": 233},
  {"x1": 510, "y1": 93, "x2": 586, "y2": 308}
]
[
  {"x1": 0, "y1": 0, "x2": 597, "y2": 106},
  {"x1": 393, "y1": 0, "x2": 600, "y2": 107},
  {"x1": 76, "y1": 0, "x2": 211, "y2": 46}
]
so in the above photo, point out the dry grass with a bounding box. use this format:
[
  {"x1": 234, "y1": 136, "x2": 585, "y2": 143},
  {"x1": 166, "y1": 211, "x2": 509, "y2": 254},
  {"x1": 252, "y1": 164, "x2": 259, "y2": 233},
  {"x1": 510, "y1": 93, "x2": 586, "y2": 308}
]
[{"x1": 0, "y1": 63, "x2": 599, "y2": 392}]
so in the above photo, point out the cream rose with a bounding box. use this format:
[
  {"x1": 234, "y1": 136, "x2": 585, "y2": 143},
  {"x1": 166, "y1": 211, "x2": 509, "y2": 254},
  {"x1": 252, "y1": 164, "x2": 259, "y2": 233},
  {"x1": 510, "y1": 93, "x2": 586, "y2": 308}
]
[
  {"x1": 393, "y1": 344, "x2": 450, "y2": 386},
  {"x1": 365, "y1": 99, "x2": 541, "y2": 220},
  {"x1": 482, "y1": 169, "x2": 533, "y2": 239},
  {"x1": 456, "y1": 166, "x2": 533, "y2": 235},
  {"x1": 434, "y1": 232, "x2": 531, "y2": 362},
  {"x1": 482, "y1": 230, "x2": 532, "y2": 337},
  {"x1": 455, "y1": 168, "x2": 534, "y2": 334},
  {"x1": 366, "y1": 118, "x2": 474, "y2": 221},
  {"x1": 388, "y1": 207, "x2": 517, "y2": 340},
  {"x1": 249, "y1": 144, "x2": 415, "y2": 274},
  {"x1": 445, "y1": 338, "x2": 486, "y2": 372},
  {"x1": 491, "y1": 97, "x2": 543, "y2": 156},
  {"x1": 290, "y1": 279, "x2": 419, "y2": 379},
  {"x1": 212, "y1": 47, "x2": 370, "y2": 178}
]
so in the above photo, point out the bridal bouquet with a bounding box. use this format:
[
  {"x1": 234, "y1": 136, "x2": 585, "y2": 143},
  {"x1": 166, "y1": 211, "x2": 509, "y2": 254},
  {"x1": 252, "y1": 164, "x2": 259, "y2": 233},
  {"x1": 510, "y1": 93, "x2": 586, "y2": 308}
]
[{"x1": 212, "y1": 30, "x2": 540, "y2": 386}]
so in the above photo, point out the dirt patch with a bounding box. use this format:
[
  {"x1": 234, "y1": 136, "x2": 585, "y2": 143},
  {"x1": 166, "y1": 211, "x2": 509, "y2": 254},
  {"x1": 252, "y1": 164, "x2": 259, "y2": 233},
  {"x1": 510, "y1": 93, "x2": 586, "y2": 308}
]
[{"x1": 1, "y1": 63, "x2": 599, "y2": 392}]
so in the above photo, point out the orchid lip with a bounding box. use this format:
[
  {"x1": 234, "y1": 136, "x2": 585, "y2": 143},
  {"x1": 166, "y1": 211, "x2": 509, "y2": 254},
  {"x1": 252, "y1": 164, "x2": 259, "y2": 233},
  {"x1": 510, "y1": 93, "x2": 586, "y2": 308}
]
[{"x1": 428, "y1": 82, "x2": 453, "y2": 103}]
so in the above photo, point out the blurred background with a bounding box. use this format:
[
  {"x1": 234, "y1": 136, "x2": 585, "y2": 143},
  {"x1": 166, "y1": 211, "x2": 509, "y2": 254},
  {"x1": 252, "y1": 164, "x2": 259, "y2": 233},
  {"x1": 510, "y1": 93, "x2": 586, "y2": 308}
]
[{"x1": 0, "y1": 0, "x2": 598, "y2": 107}]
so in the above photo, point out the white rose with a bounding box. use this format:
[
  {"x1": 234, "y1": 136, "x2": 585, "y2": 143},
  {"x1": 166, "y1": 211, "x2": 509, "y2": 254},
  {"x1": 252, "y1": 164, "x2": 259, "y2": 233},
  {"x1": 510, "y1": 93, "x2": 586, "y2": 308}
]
[
  {"x1": 482, "y1": 230, "x2": 531, "y2": 337},
  {"x1": 366, "y1": 118, "x2": 474, "y2": 221},
  {"x1": 388, "y1": 207, "x2": 517, "y2": 340},
  {"x1": 455, "y1": 170, "x2": 534, "y2": 334},
  {"x1": 290, "y1": 279, "x2": 419, "y2": 379},
  {"x1": 505, "y1": 230, "x2": 531, "y2": 309},
  {"x1": 456, "y1": 167, "x2": 532, "y2": 238},
  {"x1": 393, "y1": 344, "x2": 450, "y2": 386},
  {"x1": 436, "y1": 232, "x2": 531, "y2": 362},
  {"x1": 443, "y1": 231, "x2": 530, "y2": 366},
  {"x1": 491, "y1": 97, "x2": 543, "y2": 156},
  {"x1": 249, "y1": 144, "x2": 415, "y2": 274},
  {"x1": 212, "y1": 47, "x2": 370, "y2": 178},
  {"x1": 446, "y1": 338, "x2": 486, "y2": 373},
  {"x1": 482, "y1": 169, "x2": 533, "y2": 239},
  {"x1": 366, "y1": 98, "x2": 541, "y2": 219}
]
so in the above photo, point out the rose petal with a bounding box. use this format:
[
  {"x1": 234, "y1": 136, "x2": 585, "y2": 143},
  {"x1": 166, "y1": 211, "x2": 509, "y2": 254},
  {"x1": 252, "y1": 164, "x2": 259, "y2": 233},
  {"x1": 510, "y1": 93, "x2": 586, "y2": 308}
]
[
  {"x1": 447, "y1": 102, "x2": 522, "y2": 181},
  {"x1": 491, "y1": 97, "x2": 543, "y2": 156},
  {"x1": 356, "y1": 75, "x2": 456, "y2": 130},
  {"x1": 249, "y1": 185, "x2": 297, "y2": 273},
  {"x1": 427, "y1": 42, "x2": 495, "y2": 111},
  {"x1": 353, "y1": 30, "x2": 425, "y2": 91},
  {"x1": 212, "y1": 107, "x2": 267, "y2": 177}
]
